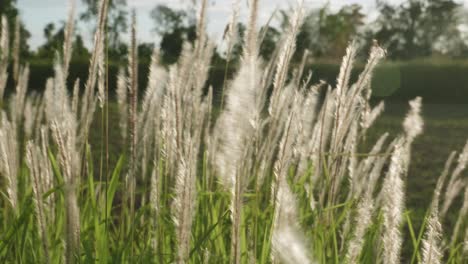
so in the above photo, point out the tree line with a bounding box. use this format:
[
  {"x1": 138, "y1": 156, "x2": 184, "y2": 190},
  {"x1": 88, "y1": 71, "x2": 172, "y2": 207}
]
[{"x1": 1, "y1": 0, "x2": 467, "y2": 64}]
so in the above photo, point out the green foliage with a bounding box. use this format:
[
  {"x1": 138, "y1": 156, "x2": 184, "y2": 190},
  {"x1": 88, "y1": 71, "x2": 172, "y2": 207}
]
[
  {"x1": 374, "y1": 0, "x2": 464, "y2": 59},
  {"x1": 6, "y1": 60, "x2": 468, "y2": 105},
  {"x1": 0, "y1": 0, "x2": 31, "y2": 59},
  {"x1": 0, "y1": 98, "x2": 467, "y2": 263},
  {"x1": 80, "y1": 0, "x2": 128, "y2": 51},
  {"x1": 293, "y1": 4, "x2": 365, "y2": 60},
  {"x1": 150, "y1": 5, "x2": 197, "y2": 64},
  {"x1": 35, "y1": 23, "x2": 91, "y2": 61}
]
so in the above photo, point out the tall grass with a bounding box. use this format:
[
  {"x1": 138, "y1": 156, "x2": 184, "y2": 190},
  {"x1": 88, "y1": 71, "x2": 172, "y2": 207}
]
[{"x1": 0, "y1": 0, "x2": 467, "y2": 263}]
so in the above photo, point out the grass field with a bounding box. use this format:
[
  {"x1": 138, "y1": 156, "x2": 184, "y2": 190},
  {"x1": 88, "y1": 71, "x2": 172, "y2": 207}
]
[
  {"x1": 93, "y1": 102, "x2": 468, "y2": 218},
  {"x1": 2, "y1": 0, "x2": 468, "y2": 262},
  {"x1": 86, "y1": 100, "x2": 468, "y2": 262},
  {"x1": 367, "y1": 103, "x2": 468, "y2": 259},
  {"x1": 371, "y1": 103, "x2": 468, "y2": 212}
]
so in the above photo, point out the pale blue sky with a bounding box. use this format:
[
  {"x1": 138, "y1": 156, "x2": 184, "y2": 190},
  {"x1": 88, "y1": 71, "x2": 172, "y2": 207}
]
[{"x1": 15, "y1": 0, "x2": 463, "y2": 50}]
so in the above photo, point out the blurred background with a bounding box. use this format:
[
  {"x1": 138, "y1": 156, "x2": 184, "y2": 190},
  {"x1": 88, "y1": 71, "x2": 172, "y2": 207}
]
[
  {"x1": 5, "y1": 0, "x2": 468, "y2": 63},
  {"x1": 3, "y1": 0, "x2": 468, "y2": 103},
  {"x1": 1, "y1": 1, "x2": 468, "y2": 256}
]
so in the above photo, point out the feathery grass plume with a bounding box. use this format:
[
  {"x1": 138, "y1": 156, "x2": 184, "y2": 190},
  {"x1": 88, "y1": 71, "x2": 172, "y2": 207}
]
[
  {"x1": 464, "y1": 231, "x2": 468, "y2": 254},
  {"x1": 403, "y1": 97, "x2": 423, "y2": 144},
  {"x1": 353, "y1": 132, "x2": 389, "y2": 197},
  {"x1": 336, "y1": 43, "x2": 357, "y2": 99},
  {"x1": 224, "y1": 0, "x2": 240, "y2": 57},
  {"x1": 167, "y1": 1, "x2": 213, "y2": 261},
  {"x1": 310, "y1": 87, "x2": 336, "y2": 187},
  {"x1": 194, "y1": 0, "x2": 208, "y2": 51},
  {"x1": 149, "y1": 159, "x2": 159, "y2": 251},
  {"x1": 23, "y1": 94, "x2": 44, "y2": 139},
  {"x1": 214, "y1": 1, "x2": 263, "y2": 262},
  {"x1": 23, "y1": 97, "x2": 34, "y2": 138},
  {"x1": 295, "y1": 82, "x2": 321, "y2": 179},
  {"x1": 127, "y1": 9, "x2": 138, "y2": 218},
  {"x1": 332, "y1": 45, "x2": 386, "y2": 154},
  {"x1": 220, "y1": 0, "x2": 241, "y2": 108},
  {"x1": 139, "y1": 50, "x2": 166, "y2": 131},
  {"x1": 50, "y1": 121, "x2": 81, "y2": 264},
  {"x1": 329, "y1": 46, "x2": 385, "y2": 171},
  {"x1": 116, "y1": 68, "x2": 128, "y2": 140},
  {"x1": 79, "y1": 0, "x2": 108, "y2": 143},
  {"x1": 342, "y1": 134, "x2": 391, "y2": 258},
  {"x1": 420, "y1": 208, "x2": 443, "y2": 264},
  {"x1": 12, "y1": 16, "x2": 20, "y2": 83},
  {"x1": 294, "y1": 49, "x2": 310, "y2": 87},
  {"x1": 361, "y1": 101, "x2": 385, "y2": 132},
  {"x1": 398, "y1": 97, "x2": 424, "y2": 179},
  {"x1": 0, "y1": 113, "x2": 18, "y2": 210},
  {"x1": 272, "y1": 115, "x2": 313, "y2": 263},
  {"x1": 332, "y1": 43, "x2": 357, "y2": 143},
  {"x1": 381, "y1": 97, "x2": 423, "y2": 264},
  {"x1": 97, "y1": 31, "x2": 105, "y2": 108},
  {"x1": 272, "y1": 118, "x2": 312, "y2": 264},
  {"x1": 160, "y1": 68, "x2": 180, "y2": 175},
  {"x1": 345, "y1": 193, "x2": 374, "y2": 264},
  {"x1": 463, "y1": 228, "x2": 468, "y2": 256},
  {"x1": 25, "y1": 141, "x2": 51, "y2": 263},
  {"x1": 11, "y1": 65, "x2": 29, "y2": 125},
  {"x1": 334, "y1": 117, "x2": 360, "y2": 204},
  {"x1": 272, "y1": 112, "x2": 296, "y2": 204},
  {"x1": 45, "y1": 48, "x2": 81, "y2": 263},
  {"x1": 39, "y1": 127, "x2": 54, "y2": 211},
  {"x1": 269, "y1": 0, "x2": 304, "y2": 118},
  {"x1": 352, "y1": 45, "x2": 387, "y2": 93},
  {"x1": 368, "y1": 138, "x2": 397, "y2": 196},
  {"x1": 63, "y1": 0, "x2": 75, "y2": 77},
  {"x1": 46, "y1": 75, "x2": 81, "y2": 263},
  {"x1": 329, "y1": 43, "x2": 357, "y2": 154},
  {"x1": 273, "y1": 225, "x2": 312, "y2": 264},
  {"x1": 452, "y1": 185, "x2": 468, "y2": 245},
  {"x1": 257, "y1": 81, "x2": 296, "y2": 182},
  {"x1": 71, "y1": 79, "x2": 80, "y2": 117},
  {"x1": 345, "y1": 121, "x2": 359, "y2": 184},
  {"x1": 381, "y1": 138, "x2": 406, "y2": 264},
  {"x1": 441, "y1": 140, "x2": 468, "y2": 216},
  {"x1": 418, "y1": 152, "x2": 454, "y2": 264},
  {"x1": 244, "y1": 0, "x2": 259, "y2": 57},
  {"x1": 137, "y1": 50, "x2": 167, "y2": 185},
  {"x1": 261, "y1": 3, "x2": 304, "y2": 166},
  {"x1": 0, "y1": 16, "x2": 9, "y2": 100},
  {"x1": 173, "y1": 144, "x2": 198, "y2": 263}
]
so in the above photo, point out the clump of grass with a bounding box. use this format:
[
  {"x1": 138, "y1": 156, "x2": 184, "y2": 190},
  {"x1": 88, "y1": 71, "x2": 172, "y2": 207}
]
[{"x1": 0, "y1": 0, "x2": 467, "y2": 263}]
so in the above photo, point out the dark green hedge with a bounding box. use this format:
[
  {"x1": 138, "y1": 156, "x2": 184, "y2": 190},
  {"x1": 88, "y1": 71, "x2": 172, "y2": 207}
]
[
  {"x1": 5, "y1": 60, "x2": 468, "y2": 104},
  {"x1": 304, "y1": 62, "x2": 468, "y2": 104}
]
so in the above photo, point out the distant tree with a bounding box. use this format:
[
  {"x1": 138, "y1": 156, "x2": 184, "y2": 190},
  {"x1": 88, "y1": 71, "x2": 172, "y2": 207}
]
[
  {"x1": 36, "y1": 23, "x2": 62, "y2": 59},
  {"x1": 0, "y1": 0, "x2": 31, "y2": 59},
  {"x1": 221, "y1": 23, "x2": 279, "y2": 63},
  {"x1": 150, "y1": 5, "x2": 196, "y2": 64},
  {"x1": 80, "y1": 0, "x2": 128, "y2": 52},
  {"x1": 227, "y1": 22, "x2": 245, "y2": 63},
  {"x1": 73, "y1": 35, "x2": 91, "y2": 60},
  {"x1": 138, "y1": 43, "x2": 155, "y2": 62},
  {"x1": 108, "y1": 42, "x2": 128, "y2": 61},
  {"x1": 322, "y1": 4, "x2": 365, "y2": 58},
  {"x1": 36, "y1": 22, "x2": 90, "y2": 61},
  {"x1": 151, "y1": 5, "x2": 191, "y2": 35},
  {"x1": 293, "y1": 4, "x2": 365, "y2": 59},
  {"x1": 259, "y1": 26, "x2": 280, "y2": 61},
  {"x1": 373, "y1": 0, "x2": 462, "y2": 59}
]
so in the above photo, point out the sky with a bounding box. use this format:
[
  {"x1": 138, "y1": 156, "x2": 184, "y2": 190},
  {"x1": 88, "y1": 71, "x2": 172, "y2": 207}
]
[{"x1": 15, "y1": 0, "x2": 464, "y2": 50}]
